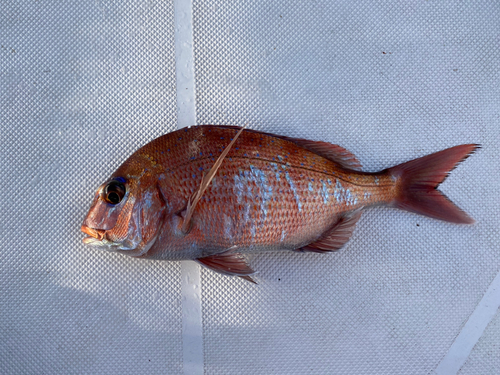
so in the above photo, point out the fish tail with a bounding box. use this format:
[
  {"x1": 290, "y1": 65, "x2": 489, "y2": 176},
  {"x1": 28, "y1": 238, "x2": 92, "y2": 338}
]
[{"x1": 388, "y1": 144, "x2": 479, "y2": 224}]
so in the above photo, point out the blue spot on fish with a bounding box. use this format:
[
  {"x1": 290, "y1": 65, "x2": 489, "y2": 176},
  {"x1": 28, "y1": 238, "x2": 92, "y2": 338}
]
[
  {"x1": 270, "y1": 163, "x2": 281, "y2": 181},
  {"x1": 285, "y1": 172, "x2": 302, "y2": 212},
  {"x1": 321, "y1": 181, "x2": 329, "y2": 204},
  {"x1": 334, "y1": 180, "x2": 343, "y2": 202}
]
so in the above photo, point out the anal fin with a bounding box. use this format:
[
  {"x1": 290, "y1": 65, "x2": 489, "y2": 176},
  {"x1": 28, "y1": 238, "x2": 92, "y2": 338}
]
[
  {"x1": 238, "y1": 275, "x2": 258, "y2": 284},
  {"x1": 196, "y1": 251, "x2": 256, "y2": 282},
  {"x1": 298, "y1": 209, "x2": 362, "y2": 253}
]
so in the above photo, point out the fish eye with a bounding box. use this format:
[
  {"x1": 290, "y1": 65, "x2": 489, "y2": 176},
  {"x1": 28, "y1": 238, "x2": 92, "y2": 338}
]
[{"x1": 104, "y1": 181, "x2": 126, "y2": 205}]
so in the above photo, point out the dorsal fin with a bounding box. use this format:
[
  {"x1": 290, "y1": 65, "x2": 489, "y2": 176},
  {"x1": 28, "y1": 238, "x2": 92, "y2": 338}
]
[
  {"x1": 283, "y1": 138, "x2": 362, "y2": 171},
  {"x1": 210, "y1": 125, "x2": 362, "y2": 171},
  {"x1": 298, "y1": 209, "x2": 362, "y2": 253}
]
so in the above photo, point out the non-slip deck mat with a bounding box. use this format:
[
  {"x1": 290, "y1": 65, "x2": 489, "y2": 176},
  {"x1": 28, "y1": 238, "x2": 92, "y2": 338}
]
[
  {"x1": 1, "y1": 1, "x2": 182, "y2": 374},
  {"x1": 1, "y1": 1, "x2": 499, "y2": 374},
  {"x1": 193, "y1": 1, "x2": 499, "y2": 374}
]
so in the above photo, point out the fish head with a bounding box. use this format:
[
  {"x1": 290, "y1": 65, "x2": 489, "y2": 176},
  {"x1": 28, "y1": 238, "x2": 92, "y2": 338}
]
[{"x1": 81, "y1": 172, "x2": 166, "y2": 257}]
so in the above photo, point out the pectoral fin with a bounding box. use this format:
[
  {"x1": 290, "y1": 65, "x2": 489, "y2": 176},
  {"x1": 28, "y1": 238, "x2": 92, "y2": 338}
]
[
  {"x1": 298, "y1": 209, "x2": 362, "y2": 253},
  {"x1": 196, "y1": 251, "x2": 257, "y2": 283}
]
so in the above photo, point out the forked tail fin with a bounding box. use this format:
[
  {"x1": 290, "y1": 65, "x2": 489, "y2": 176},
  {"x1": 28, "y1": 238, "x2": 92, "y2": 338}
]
[{"x1": 388, "y1": 144, "x2": 479, "y2": 224}]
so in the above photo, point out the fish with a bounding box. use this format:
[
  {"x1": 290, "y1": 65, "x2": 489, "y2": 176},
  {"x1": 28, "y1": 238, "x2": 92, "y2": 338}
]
[{"x1": 81, "y1": 125, "x2": 478, "y2": 281}]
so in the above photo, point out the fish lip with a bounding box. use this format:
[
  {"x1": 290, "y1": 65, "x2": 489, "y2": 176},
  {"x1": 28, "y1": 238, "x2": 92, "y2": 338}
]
[
  {"x1": 81, "y1": 225, "x2": 121, "y2": 250},
  {"x1": 81, "y1": 225, "x2": 108, "y2": 247},
  {"x1": 81, "y1": 225, "x2": 105, "y2": 240},
  {"x1": 82, "y1": 236, "x2": 103, "y2": 245}
]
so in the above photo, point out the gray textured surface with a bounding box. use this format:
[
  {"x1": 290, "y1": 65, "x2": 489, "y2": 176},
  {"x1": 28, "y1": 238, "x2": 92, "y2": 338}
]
[
  {"x1": 1, "y1": 1, "x2": 182, "y2": 374},
  {"x1": 460, "y1": 310, "x2": 500, "y2": 374},
  {"x1": 1, "y1": 0, "x2": 499, "y2": 374},
  {"x1": 193, "y1": 1, "x2": 500, "y2": 374}
]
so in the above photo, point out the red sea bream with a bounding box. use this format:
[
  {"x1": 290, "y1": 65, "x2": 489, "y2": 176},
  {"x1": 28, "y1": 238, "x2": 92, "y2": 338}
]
[{"x1": 81, "y1": 126, "x2": 478, "y2": 281}]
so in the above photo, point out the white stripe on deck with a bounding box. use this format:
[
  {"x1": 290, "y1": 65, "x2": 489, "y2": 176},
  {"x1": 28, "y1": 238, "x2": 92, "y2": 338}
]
[
  {"x1": 434, "y1": 270, "x2": 500, "y2": 374},
  {"x1": 173, "y1": 0, "x2": 203, "y2": 374}
]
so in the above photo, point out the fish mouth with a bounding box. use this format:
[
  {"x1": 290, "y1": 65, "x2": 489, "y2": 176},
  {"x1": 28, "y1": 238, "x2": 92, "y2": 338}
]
[
  {"x1": 81, "y1": 225, "x2": 105, "y2": 239},
  {"x1": 81, "y1": 225, "x2": 107, "y2": 246},
  {"x1": 81, "y1": 225, "x2": 122, "y2": 251}
]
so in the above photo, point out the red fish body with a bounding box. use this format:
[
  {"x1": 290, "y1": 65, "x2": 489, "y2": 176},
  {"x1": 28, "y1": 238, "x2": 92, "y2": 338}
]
[{"x1": 81, "y1": 126, "x2": 477, "y2": 278}]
